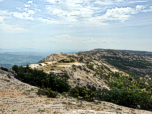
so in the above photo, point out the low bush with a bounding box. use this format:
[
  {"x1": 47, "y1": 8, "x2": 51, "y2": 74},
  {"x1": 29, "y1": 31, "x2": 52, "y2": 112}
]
[
  {"x1": 37, "y1": 88, "x2": 58, "y2": 98},
  {"x1": 1, "y1": 67, "x2": 8, "y2": 71},
  {"x1": 37, "y1": 89, "x2": 48, "y2": 95},
  {"x1": 87, "y1": 64, "x2": 94, "y2": 70},
  {"x1": 47, "y1": 90, "x2": 58, "y2": 98},
  {"x1": 12, "y1": 65, "x2": 71, "y2": 93},
  {"x1": 70, "y1": 86, "x2": 96, "y2": 102}
]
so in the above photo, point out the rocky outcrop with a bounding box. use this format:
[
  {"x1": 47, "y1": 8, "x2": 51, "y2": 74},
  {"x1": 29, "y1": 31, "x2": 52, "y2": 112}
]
[
  {"x1": 72, "y1": 64, "x2": 89, "y2": 71},
  {"x1": 32, "y1": 52, "x2": 111, "y2": 90},
  {"x1": 39, "y1": 52, "x2": 70, "y2": 63},
  {"x1": 0, "y1": 66, "x2": 16, "y2": 77}
]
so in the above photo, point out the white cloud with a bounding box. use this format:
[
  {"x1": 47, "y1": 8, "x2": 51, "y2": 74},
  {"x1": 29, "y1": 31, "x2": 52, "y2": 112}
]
[
  {"x1": 0, "y1": 16, "x2": 5, "y2": 22},
  {"x1": 0, "y1": 22, "x2": 26, "y2": 33},
  {"x1": 0, "y1": 0, "x2": 3, "y2": 2},
  {"x1": 0, "y1": 2, "x2": 41, "y2": 33},
  {"x1": 0, "y1": 16, "x2": 26, "y2": 33},
  {"x1": 27, "y1": 1, "x2": 33, "y2": 4},
  {"x1": 37, "y1": 17, "x2": 59, "y2": 24},
  {"x1": 24, "y1": 4, "x2": 31, "y2": 7},
  {"x1": 45, "y1": 0, "x2": 56, "y2": 4},
  {"x1": 12, "y1": 3, "x2": 151, "y2": 27},
  {"x1": 89, "y1": 39, "x2": 107, "y2": 43},
  {"x1": 142, "y1": 6, "x2": 152, "y2": 12},
  {"x1": 0, "y1": 9, "x2": 11, "y2": 15},
  {"x1": 129, "y1": 0, "x2": 148, "y2": 3},
  {"x1": 27, "y1": 10, "x2": 35, "y2": 14},
  {"x1": 0, "y1": 8, "x2": 35, "y2": 32},
  {"x1": 16, "y1": 7, "x2": 22, "y2": 11},
  {"x1": 44, "y1": 0, "x2": 151, "y2": 25},
  {"x1": 0, "y1": 0, "x2": 151, "y2": 29},
  {"x1": 45, "y1": 2, "x2": 108, "y2": 25},
  {"x1": 13, "y1": 6, "x2": 35, "y2": 20},
  {"x1": 116, "y1": 0, "x2": 124, "y2": 2},
  {"x1": 44, "y1": 0, "x2": 134, "y2": 5},
  {"x1": 12, "y1": 1, "x2": 41, "y2": 20},
  {"x1": 92, "y1": 0, "x2": 148, "y2": 5},
  {"x1": 96, "y1": 5, "x2": 147, "y2": 22},
  {"x1": 136, "y1": 5, "x2": 146, "y2": 12},
  {"x1": 12, "y1": 11, "x2": 34, "y2": 20},
  {"x1": 46, "y1": 34, "x2": 108, "y2": 44}
]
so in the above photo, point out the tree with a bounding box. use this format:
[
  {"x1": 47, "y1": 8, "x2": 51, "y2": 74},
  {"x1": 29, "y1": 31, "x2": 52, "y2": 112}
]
[
  {"x1": 86, "y1": 61, "x2": 89, "y2": 65},
  {"x1": 101, "y1": 88, "x2": 121, "y2": 104},
  {"x1": 12, "y1": 65, "x2": 19, "y2": 73},
  {"x1": 12, "y1": 66, "x2": 71, "y2": 94},
  {"x1": 96, "y1": 88, "x2": 102, "y2": 100},
  {"x1": 87, "y1": 64, "x2": 94, "y2": 70},
  {"x1": 70, "y1": 87, "x2": 79, "y2": 97},
  {"x1": 118, "y1": 91, "x2": 140, "y2": 108},
  {"x1": 84, "y1": 89, "x2": 96, "y2": 101},
  {"x1": 79, "y1": 56, "x2": 83, "y2": 62},
  {"x1": 61, "y1": 74, "x2": 70, "y2": 82}
]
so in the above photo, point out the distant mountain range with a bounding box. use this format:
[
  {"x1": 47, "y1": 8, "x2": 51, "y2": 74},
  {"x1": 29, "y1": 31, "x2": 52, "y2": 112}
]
[
  {"x1": 0, "y1": 51, "x2": 78, "y2": 68},
  {"x1": 94, "y1": 48, "x2": 152, "y2": 57},
  {"x1": 0, "y1": 53, "x2": 44, "y2": 68}
]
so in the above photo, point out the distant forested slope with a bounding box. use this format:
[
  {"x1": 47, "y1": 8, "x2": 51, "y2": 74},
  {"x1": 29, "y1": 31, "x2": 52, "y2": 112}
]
[
  {"x1": 0, "y1": 53, "x2": 44, "y2": 68},
  {"x1": 78, "y1": 49, "x2": 152, "y2": 79}
]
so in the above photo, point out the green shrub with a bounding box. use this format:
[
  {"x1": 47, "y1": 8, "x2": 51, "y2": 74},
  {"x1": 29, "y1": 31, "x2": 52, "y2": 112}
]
[
  {"x1": 70, "y1": 86, "x2": 96, "y2": 101},
  {"x1": 12, "y1": 66, "x2": 71, "y2": 93},
  {"x1": 37, "y1": 89, "x2": 47, "y2": 95},
  {"x1": 70, "y1": 88, "x2": 79, "y2": 96},
  {"x1": 62, "y1": 92, "x2": 70, "y2": 97},
  {"x1": 2, "y1": 79, "x2": 10, "y2": 82},
  {"x1": 12, "y1": 65, "x2": 18, "y2": 73},
  {"x1": 39, "y1": 64, "x2": 42, "y2": 66},
  {"x1": 1, "y1": 67, "x2": 8, "y2": 71},
  {"x1": 87, "y1": 64, "x2": 94, "y2": 70},
  {"x1": 74, "y1": 93, "x2": 79, "y2": 97},
  {"x1": 7, "y1": 74, "x2": 11, "y2": 79},
  {"x1": 101, "y1": 65, "x2": 104, "y2": 70},
  {"x1": 47, "y1": 90, "x2": 58, "y2": 98},
  {"x1": 79, "y1": 56, "x2": 83, "y2": 62},
  {"x1": 71, "y1": 59, "x2": 75, "y2": 62},
  {"x1": 31, "y1": 88, "x2": 34, "y2": 91}
]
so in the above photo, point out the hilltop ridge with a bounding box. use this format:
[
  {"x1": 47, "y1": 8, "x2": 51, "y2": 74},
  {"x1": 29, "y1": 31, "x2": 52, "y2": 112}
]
[{"x1": 31, "y1": 52, "x2": 111, "y2": 90}]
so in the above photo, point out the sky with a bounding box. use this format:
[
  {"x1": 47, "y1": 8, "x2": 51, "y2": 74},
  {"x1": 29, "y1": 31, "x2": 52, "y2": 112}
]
[{"x1": 0, "y1": 0, "x2": 152, "y2": 53}]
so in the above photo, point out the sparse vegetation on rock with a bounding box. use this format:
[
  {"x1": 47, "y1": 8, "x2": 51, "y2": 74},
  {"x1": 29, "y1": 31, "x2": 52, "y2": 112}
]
[
  {"x1": 7, "y1": 50, "x2": 152, "y2": 111},
  {"x1": 12, "y1": 65, "x2": 71, "y2": 93}
]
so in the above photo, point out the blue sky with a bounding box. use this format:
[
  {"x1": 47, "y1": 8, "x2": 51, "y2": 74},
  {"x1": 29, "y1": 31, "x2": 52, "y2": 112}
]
[{"x1": 0, "y1": 0, "x2": 152, "y2": 53}]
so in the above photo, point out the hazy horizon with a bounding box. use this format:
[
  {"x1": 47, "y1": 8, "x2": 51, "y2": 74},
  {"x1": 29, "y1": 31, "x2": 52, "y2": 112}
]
[
  {"x1": 0, "y1": 47, "x2": 152, "y2": 54},
  {"x1": 0, "y1": 0, "x2": 152, "y2": 52}
]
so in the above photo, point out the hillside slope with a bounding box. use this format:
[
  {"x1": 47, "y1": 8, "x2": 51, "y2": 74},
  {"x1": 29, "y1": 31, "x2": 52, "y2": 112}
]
[
  {"x1": 30, "y1": 52, "x2": 130, "y2": 90},
  {"x1": 0, "y1": 65, "x2": 152, "y2": 114},
  {"x1": 26, "y1": 52, "x2": 142, "y2": 95}
]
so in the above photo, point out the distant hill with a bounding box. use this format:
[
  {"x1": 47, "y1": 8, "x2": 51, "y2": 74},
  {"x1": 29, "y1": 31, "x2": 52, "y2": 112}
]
[
  {"x1": 95, "y1": 48, "x2": 152, "y2": 57},
  {"x1": 0, "y1": 53, "x2": 44, "y2": 68},
  {"x1": 124, "y1": 50, "x2": 152, "y2": 57},
  {"x1": 0, "y1": 51, "x2": 78, "y2": 68},
  {"x1": 78, "y1": 49, "x2": 152, "y2": 79}
]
